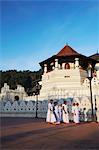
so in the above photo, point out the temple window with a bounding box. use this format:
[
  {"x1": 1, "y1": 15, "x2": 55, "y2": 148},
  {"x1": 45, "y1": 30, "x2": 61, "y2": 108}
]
[{"x1": 65, "y1": 63, "x2": 70, "y2": 69}]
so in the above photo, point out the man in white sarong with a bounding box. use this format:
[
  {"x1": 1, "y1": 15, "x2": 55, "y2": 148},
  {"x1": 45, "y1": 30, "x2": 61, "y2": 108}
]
[
  {"x1": 62, "y1": 101, "x2": 69, "y2": 123},
  {"x1": 46, "y1": 99, "x2": 56, "y2": 124},
  {"x1": 54, "y1": 102, "x2": 60, "y2": 124},
  {"x1": 83, "y1": 108, "x2": 88, "y2": 122},
  {"x1": 96, "y1": 107, "x2": 99, "y2": 123},
  {"x1": 74, "y1": 103, "x2": 80, "y2": 124},
  {"x1": 72, "y1": 103, "x2": 75, "y2": 122},
  {"x1": 46, "y1": 99, "x2": 53, "y2": 123},
  {"x1": 58, "y1": 104, "x2": 63, "y2": 122}
]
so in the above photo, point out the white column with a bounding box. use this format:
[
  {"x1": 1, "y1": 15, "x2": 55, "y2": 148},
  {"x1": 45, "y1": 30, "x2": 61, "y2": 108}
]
[
  {"x1": 70, "y1": 63, "x2": 74, "y2": 69},
  {"x1": 75, "y1": 58, "x2": 79, "y2": 69},
  {"x1": 96, "y1": 70, "x2": 99, "y2": 80},
  {"x1": 62, "y1": 63, "x2": 65, "y2": 69},
  {"x1": 55, "y1": 59, "x2": 58, "y2": 70},
  {"x1": 95, "y1": 63, "x2": 99, "y2": 79},
  {"x1": 44, "y1": 64, "x2": 47, "y2": 73}
]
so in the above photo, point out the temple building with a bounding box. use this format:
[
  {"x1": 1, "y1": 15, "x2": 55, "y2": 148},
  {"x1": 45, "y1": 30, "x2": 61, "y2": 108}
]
[
  {"x1": 0, "y1": 83, "x2": 27, "y2": 101},
  {"x1": 37, "y1": 45, "x2": 99, "y2": 101}
]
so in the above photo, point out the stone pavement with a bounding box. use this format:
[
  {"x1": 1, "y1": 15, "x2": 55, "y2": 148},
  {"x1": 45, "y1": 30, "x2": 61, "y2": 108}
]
[{"x1": 0, "y1": 117, "x2": 99, "y2": 150}]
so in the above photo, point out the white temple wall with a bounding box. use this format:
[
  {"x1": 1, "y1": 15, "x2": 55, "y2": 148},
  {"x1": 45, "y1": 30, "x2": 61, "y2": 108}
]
[
  {"x1": 0, "y1": 96, "x2": 98, "y2": 120},
  {"x1": 0, "y1": 83, "x2": 27, "y2": 101},
  {"x1": 39, "y1": 68, "x2": 88, "y2": 100}
]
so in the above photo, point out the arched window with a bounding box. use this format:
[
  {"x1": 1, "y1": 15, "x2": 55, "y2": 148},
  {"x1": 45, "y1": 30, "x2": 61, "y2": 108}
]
[
  {"x1": 65, "y1": 63, "x2": 70, "y2": 69},
  {"x1": 14, "y1": 95, "x2": 19, "y2": 101}
]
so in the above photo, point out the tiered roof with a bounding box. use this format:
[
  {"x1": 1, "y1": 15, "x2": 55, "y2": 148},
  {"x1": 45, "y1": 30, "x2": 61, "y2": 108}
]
[
  {"x1": 56, "y1": 45, "x2": 80, "y2": 56},
  {"x1": 39, "y1": 45, "x2": 97, "y2": 69}
]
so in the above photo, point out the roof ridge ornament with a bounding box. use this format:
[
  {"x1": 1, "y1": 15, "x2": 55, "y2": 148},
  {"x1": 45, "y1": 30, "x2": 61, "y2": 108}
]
[{"x1": 66, "y1": 42, "x2": 68, "y2": 46}]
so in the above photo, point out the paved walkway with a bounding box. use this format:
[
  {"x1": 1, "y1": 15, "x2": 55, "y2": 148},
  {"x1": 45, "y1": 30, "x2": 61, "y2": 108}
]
[{"x1": 0, "y1": 117, "x2": 99, "y2": 150}]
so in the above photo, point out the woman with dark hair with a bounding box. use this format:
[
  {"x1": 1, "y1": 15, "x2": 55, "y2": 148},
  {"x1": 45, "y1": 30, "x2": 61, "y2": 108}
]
[
  {"x1": 74, "y1": 103, "x2": 80, "y2": 124},
  {"x1": 62, "y1": 101, "x2": 69, "y2": 123},
  {"x1": 46, "y1": 99, "x2": 53, "y2": 123},
  {"x1": 58, "y1": 104, "x2": 63, "y2": 122},
  {"x1": 46, "y1": 99, "x2": 56, "y2": 124},
  {"x1": 83, "y1": 108, "x2": 87, "y2": 122},
  {"x1": 54, "y1": 102, "x2": 60, "y2": 124}
]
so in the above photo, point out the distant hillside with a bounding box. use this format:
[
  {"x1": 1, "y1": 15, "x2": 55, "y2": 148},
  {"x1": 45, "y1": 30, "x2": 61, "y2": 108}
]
[{"x1": 0, "y1": 69, "x2": 43, "y2": 95}]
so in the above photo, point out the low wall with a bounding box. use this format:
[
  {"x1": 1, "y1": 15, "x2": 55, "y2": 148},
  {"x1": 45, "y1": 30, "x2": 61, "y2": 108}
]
[
  {"x1": 0, "y1": 112, "x2": 46, "y2": 118},
  {"x1": 0, "y1": 96, "x2": 98, "y2": 121},
  {"x1": 0, "y1": 100, "x2": 47, "y2": 118}
]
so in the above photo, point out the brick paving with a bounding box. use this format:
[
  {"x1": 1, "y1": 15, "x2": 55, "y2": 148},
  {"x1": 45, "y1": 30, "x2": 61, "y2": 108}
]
[{"x1": 0, "y1": 117, "x2": 99, "y2": 150}]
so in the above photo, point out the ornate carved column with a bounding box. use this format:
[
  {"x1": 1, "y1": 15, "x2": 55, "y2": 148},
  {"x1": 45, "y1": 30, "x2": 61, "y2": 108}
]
[
  {"x1": 44, "y1": 64, "x2": 47, "y2": 73},
  {"x1": 95, "y1": 63, "x2": 99, "y2": 79},
  {"x1": 55, "y1": 59, "x2": 58, "y2": 70},
  {"x1": 75, "y1": 58, "x2": 79, "y2": 69}
]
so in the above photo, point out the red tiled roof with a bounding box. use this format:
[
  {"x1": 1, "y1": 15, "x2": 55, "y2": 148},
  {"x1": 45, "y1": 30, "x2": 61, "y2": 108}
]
[
  {"x1": 56, "y1": 45, "x2": 80, "y2": 56},
  {"x1": 89, "y1": 53, "x2": 99, "y2": 61}
]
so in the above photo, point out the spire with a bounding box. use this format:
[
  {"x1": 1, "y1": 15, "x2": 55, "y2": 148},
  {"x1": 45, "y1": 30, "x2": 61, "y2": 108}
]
[{"x1": 66, "y1": 42, "x2": 68, "y2": 46}]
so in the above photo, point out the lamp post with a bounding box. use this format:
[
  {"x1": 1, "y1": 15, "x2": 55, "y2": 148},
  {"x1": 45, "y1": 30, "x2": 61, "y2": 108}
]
[
  {"x1": 33, "y1": 82, "x2": 41, "y2": 118},
  {"x1": 87, "y1": 64, "x2": 94, "y2": 121},
  {"x1": 35, "y1": 93, "x2": 38, "y2": 118}
]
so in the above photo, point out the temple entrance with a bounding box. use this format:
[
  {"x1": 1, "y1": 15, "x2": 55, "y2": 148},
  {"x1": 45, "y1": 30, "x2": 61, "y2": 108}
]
[
  {"x1": 65, "y1": 63, "x2": 70, "y2": 69},
  {"x1": 14, "y1": 95, "x2": 19, "y2": 101}
]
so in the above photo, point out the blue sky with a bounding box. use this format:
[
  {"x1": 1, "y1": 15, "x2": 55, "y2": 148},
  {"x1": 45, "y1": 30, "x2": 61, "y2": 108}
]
[{"x1": 1, "y1": 0, "x2": 99, "y2": 71}]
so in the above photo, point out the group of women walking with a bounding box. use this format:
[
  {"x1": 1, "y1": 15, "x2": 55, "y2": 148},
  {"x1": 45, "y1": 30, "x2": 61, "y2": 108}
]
[{"x1": 46, "y1": 99, "x2": 80, "y2": 124}]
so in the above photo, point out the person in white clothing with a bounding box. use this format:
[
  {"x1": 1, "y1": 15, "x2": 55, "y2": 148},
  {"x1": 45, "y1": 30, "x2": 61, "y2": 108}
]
[
  {"x1": 46, "y1": 99, "x2": 53, "y2": 123},
  {"x1": 74, "y1": 103, "x2": 80, "y2": 124},
  {"x1": 96, "y1": 107, "x2": 99, "y2": 123},
  {"x1": 62, "y1": 101, "x2": 69, "y2": 123},
  {"x1": 54, "y1": 102, "x2": 60, "y2": 124},
  {"x1": 72, "y1": 103, "x2": 75, "y2": 122},
  {"x1": 83, "y1": 108, "x2": 88, "y2": 122},
  {"x1": 58, "y1": 104, "x2": 63, "y2": 122},
  {"x1": 46, "y1": 99, "x2": 56, "y2": 124}
]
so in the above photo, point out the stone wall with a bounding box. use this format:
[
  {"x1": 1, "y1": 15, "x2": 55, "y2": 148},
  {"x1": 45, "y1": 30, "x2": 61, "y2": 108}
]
[
  {"x1": 0, "y1": 96, "x2": 99, "y2": 121},
  {"x1": 0, "y1": 100, "x2": 48, "y2": 118}
]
